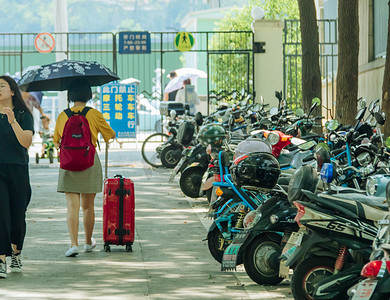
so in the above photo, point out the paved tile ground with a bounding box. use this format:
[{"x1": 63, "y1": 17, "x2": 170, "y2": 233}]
[{"x1": 0, "y1": 144, "x2": 293, "y2": 300}]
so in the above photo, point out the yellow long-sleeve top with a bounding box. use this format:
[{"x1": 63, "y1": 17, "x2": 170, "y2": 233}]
[{"x1": 53, "y1": 106, "x2": 115, "y2": 147}]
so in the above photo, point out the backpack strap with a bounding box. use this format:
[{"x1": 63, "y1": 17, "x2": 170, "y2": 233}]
[
  {"x1": 79, "y1": 106, "x2": 92, "y2": 116},
  {"x1": 64, "y1": 108, "x2": 74, "y2": 118},
  {"x1": 64, "y1": 106, "x2": 92, "y2": 118}
]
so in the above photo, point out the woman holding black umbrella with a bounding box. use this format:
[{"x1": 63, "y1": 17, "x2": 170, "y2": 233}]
[
  {"x1": 53, "y1": 78, "x2": 116, "y2": 257},
  {"x1": 0, "y1": 75, "x2": 34, "y2": 278}
]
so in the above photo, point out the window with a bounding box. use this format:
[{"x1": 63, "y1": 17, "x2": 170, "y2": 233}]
[{"x1": 374, "y1": 0, "x2": 388, "y2": 58}]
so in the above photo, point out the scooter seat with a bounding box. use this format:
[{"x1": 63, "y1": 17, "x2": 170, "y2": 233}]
[
  {"x1": 278, "y1": 153, "x2": 294, "y2": 167},
  {"x1": 318, "y1": 193, "x2": 388, "y2": 221}
]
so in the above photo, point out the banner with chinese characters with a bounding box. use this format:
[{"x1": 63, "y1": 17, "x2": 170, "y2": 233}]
[
  {"x1": 118, "y1": 32, "x2": 151, "y2": 54},
  {"x1": 101, "y1": 83, "x2": 137, "y2": 138}
]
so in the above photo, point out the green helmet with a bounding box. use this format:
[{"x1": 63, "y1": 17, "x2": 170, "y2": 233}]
[{"x1": 197, "y1": 123, "x2": 226, "y2": 148}]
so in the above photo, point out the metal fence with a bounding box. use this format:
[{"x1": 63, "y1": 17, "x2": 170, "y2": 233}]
[
  {"x1": 283, "y1": 19, "x2": 338, "y2": 118},
  {"x1": 0, "y1": 31, "x2": 254, "y2": 143}
]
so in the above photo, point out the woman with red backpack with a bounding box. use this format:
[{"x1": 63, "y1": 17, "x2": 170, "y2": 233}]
[{"x1": 53, "y1": 78, "x2": 115, "y2": 257}]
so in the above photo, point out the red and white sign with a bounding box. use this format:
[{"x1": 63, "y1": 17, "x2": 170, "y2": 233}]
[{"x1": 34, "y1": 33, "x2": 55, "y2": 53}]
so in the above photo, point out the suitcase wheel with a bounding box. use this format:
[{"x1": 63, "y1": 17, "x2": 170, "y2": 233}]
[
  {"x1": 104, "y1": 243, "x2": 111, "y2": 252},
  {"x1": 126, "y1": 244, "x2": 133, "y2": 252}
]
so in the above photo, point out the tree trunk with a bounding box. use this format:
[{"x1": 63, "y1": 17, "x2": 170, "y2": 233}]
[
  {"x1": 298, "y1": 0, "x2": 322, "y2": 115},
  {"x1": 382, "y1": 1, "x2": 390, "y2": 138},
  {"x1": 336, "y1": 0, "x2": 359, "y2": 126}
]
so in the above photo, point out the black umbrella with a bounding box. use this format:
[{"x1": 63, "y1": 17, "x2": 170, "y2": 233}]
[{"x1": 18, "y1": 60, "x2": 120, "y2": 92}]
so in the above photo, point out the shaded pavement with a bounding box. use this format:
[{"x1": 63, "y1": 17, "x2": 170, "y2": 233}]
[{"x1": 0, "y1": 144, "x2": 293, "y2": 300}]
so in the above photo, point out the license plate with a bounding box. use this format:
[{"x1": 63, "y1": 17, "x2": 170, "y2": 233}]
[
  {"x1": 351, "y1": 279, "x2": 378, "y2": 299},
  {"x1": 279, "y1": 230, "x2": 305, "y2": 274},
  {"x1": 282, "y1": 231, "x2": 304, "y2": 254}
]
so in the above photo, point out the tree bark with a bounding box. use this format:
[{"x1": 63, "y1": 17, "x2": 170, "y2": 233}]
[
  {"x1": 382, "y1": 1, "x2": 390, "y2": 138},
  {"x1": 336, "y1": 0, "x2": 359, "y2": 126},
  {"x1": 297, "y1": 0, "x2": 322, "y2": 115}
]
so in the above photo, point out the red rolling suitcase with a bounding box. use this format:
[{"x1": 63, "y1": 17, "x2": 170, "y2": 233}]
[{"x1": 103, "y1": 174, "x2": 135, "y2": 252}]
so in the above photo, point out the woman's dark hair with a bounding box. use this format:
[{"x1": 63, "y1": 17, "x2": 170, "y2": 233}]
[
  {"x1": 67, "y1": 78, "x2": 92, "y2": 103},
  {"x1": 0, "y1": 75, "x2": 33, "y2": 117},
  {"x1": 183, "y1": 79, "x2": 191, "y2": 85}
]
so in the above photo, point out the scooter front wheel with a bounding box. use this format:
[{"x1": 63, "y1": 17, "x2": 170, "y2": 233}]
[
  {"x1": 179, "y1": 166, "x2": 205, "y2": 198},
  {"x1": 243, "y1": 234, "x2": 284, "y2": 285},
  {"x1": 160, "y1": 144, "x2": 182, "y2": 169}
]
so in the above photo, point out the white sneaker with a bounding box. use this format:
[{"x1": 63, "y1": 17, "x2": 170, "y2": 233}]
[
  {"x1": 65, "y1": 246, "x2": 79, "y2": 257},
  {"x1": 10, "y1": 252, "x2": 22, "y2": 273},
  {"x1": 0, "y1": 260, "x2": 7, "y2": 278},
  {"x1": 84, "y1": 238, "x2": 96, "y2": 252}
]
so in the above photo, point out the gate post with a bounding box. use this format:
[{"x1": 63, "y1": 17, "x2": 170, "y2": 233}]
[{"x1": 252, "y1": 20, "x2": 284, "y2": 108}]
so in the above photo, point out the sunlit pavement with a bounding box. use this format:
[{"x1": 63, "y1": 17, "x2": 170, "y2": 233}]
[{"x1": 0, "y1": 144, "x2": 293, "y2": 300}]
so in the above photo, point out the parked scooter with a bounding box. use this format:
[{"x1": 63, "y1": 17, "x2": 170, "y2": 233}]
[
  {"x1": 178, "y1": 123, "x2": 227, "y2": 198},
  {"x1": 279, "y1": 166, "x2": 388, "y2": 299},
  {"x1": 220, "y1": 165, "x2": 318, "y2": 285},
  {"x1": 343, "y1": 183, "x2": 390, "y2": 300}
]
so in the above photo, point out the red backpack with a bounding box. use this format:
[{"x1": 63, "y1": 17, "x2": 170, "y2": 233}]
[{"x1": 59, "y1": 107, "x2": 96, "y2": 171}]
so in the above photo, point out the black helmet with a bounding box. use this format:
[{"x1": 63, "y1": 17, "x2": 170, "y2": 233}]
[
  {"x1": 197, "y1": 123, "x2": 226, "y2": 148},
  {"x1": 230, "y1": 152, "x2": 280, "y2": 189}
]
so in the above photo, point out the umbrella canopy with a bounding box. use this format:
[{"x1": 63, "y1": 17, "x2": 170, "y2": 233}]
[
  {"x1": 18, "y1": 60, "x2": 120, "y2": 92},
  {"x1": 167, "y1": 67, "x2": 207, "y2": 79},
  {"x1": 120, "y1": 77, "x2": 141, "y2": 85},
  {"x1": 164, "y1": 70, "x2": 207, "y2": 94}
]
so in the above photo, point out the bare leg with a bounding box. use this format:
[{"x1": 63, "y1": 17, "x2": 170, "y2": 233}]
[
  {"x1": 11, "y1": 244, "x2": 20, "y2": 254},
  {"x1": 81, "y1": 193, "x2": 96, "y2": 245},
  {"x1": 66, "y1": 193, "x2": 80, "y2": 247},
  {"x1": 0, "y1": 255, "x2": 5, "y2": 262}
]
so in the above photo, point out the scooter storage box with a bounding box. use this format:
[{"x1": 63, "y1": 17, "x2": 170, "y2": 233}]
[
  {"x1": 177, "y1": 121, "x2": 195, "y2": 146},
  {"x1": 103, "y1": 174, "x2": 135, "y2": 251},
  {"x1": 159, "y1": 101, "x2": 188, "y2": 116}
]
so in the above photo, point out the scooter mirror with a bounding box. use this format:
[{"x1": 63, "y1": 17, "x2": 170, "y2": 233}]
[
  {"x1": 312, "y1": 97, "x2": 321, "y2": 106},
  {"x1": 194, "y1": 112, "x2": 203, "y2": 126},
  {"x1": 385, "y1": 137, "x2": 390, "y2": 149},
  {"x1": 360, "y1": 98, "x2": 367, "y2": 109},
  {"x1": 325, "y1": 119, "x2": 339, "y2": 131},
  {"x1": 374, "y1": 112, "x2": 385, "y2": 126},
  {"x1": 270, "y1": 107, "x2": 278, "y2": 116},
  {"x1": 275, "y1": 91, "x2": 282, "y2": 101},
  {"x1": 295, "y1": 108, "x2": 304, "y2": 117},
  {"x1": 368, "y1": 99, "x2": 378, "y2": 111}
]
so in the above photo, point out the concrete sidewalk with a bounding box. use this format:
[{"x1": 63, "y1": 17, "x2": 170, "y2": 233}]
[{"x1": 0, "y1": 147, "x2": 292, "y2": 300}]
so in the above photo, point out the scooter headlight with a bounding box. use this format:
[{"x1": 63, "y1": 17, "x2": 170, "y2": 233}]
[
  {"x1": 270, "y1": 214, "x2": 279, "y2": 224},
  {"x1": 357, "y1": 152, "x2": 371, "y2": 167},
  {"x1": 243, "y1": 210, "x2": 261, "y2": 228},
  {"x1": 366, "y1": 177, "x2": 378, "y2": 196},
  {"x1": 267, "y1": 132, "x2": 280, "y2": 145}
]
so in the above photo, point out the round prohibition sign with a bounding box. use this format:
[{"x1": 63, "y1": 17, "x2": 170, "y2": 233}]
[{"x1": 35, "y1": 33, "x2": 55, "y2": 53}]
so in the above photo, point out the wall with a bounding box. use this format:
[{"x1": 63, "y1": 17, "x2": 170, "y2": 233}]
[{"x1": 251, "y1": 20, "x2": 284, "y2": 108}]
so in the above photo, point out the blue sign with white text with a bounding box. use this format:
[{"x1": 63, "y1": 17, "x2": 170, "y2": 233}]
[
  {"x1": 119, "y1": 32, "x2": 151, "y2": 54},
  {"x1": 101, "y1": 83, "x2": 137, "y2": 138}
]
